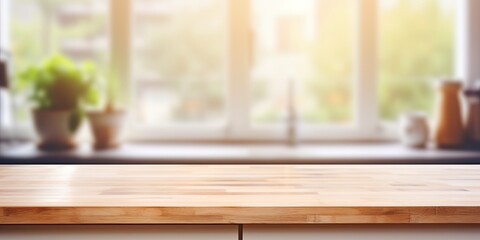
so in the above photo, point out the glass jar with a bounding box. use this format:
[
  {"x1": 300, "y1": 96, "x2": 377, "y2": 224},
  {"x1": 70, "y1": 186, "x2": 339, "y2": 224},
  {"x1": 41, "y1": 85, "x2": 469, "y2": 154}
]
[{"x1": 464, "y1": 86, "x2": 480, "y2": 144}]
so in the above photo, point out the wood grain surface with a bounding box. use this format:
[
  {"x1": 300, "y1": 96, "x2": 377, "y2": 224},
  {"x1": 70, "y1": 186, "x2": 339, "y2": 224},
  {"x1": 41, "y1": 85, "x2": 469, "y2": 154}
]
[{"x1": 1, "y1": 165, "x2": 480, "y2": 224}]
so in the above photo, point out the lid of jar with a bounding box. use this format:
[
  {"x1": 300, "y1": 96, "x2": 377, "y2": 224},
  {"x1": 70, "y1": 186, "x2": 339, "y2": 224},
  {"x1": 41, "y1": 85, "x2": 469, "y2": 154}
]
[
  {"x1": 436, "y1": 79, "x2": 462, "y2": 90},
  {"x1": 464, "y1": 81, "x2": 480, "y2": 97},
  {"x1": 465, "y1": 89, "x2": 480, "y2": 97}
]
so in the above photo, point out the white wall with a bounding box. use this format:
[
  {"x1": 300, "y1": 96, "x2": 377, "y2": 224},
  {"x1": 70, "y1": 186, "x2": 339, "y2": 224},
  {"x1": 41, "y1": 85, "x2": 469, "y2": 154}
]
[
  {"x1": 0, "y1": 0, "x2": 11, "y2": 134},
  {"x1": 0, "y1": 0, "x2": 9, "y2": 49},
  {"x1": 456, "y1": 0, "x2": 480, "y2": 84}
]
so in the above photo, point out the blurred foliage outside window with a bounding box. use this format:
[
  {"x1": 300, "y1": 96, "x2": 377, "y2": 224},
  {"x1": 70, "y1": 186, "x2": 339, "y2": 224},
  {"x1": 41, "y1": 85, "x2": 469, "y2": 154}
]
[
  {"x1": 132, "y1": 0, "x2": 227, "y2": 125},
  {"x1": 10, "y1": 0, "x2": 108, "y2": 123},
  {"x1": 251, "y1": 0, "x2": 354, "y2": 125},
  {"x1": 379, "y1": 0, "x2": 455, "y2": 120},
  {"x1": 8, "y1": 0, "x2": 457, "y2": 129}
]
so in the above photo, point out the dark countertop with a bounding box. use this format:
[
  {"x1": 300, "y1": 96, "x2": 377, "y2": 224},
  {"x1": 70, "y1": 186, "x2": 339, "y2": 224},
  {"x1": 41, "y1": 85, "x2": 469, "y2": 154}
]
[{"x1": 1, "y1": 142, "x2": 480, "y2": 164}]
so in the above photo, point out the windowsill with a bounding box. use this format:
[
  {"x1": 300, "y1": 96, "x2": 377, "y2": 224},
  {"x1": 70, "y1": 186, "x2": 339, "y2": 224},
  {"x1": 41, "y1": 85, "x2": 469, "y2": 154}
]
[{"x1": 1, "y1": 142, "x2": 480, "y2": 164}]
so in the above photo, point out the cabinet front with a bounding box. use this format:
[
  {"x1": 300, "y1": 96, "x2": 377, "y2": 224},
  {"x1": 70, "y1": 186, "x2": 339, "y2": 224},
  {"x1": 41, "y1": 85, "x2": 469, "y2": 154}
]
[
  {"x1": 244, "y1": 225, "x2": 480, "y2": 240},
  {"x1": 0, "y1": 225, "x2": 238, "y2": 240}
]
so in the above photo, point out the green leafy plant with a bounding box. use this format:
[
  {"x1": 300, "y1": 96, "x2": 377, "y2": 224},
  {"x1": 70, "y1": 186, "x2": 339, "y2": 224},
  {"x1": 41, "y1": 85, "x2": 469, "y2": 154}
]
[
  {"x1": 17, "y1": 54, "x2": 99, "y2": 131},
  {"x1": 17, "y1": 53, "x2": 99, "y2": 110}
]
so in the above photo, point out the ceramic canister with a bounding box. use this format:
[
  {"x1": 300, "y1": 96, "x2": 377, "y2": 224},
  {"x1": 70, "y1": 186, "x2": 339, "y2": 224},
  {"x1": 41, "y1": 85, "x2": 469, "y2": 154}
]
[
  {"x1": 399, "y1": 112, "x2": 430, "y2": 148},
  {"x1": 464, "y1": 85, "x2": 480, "y2": 144},
  {"x1": 433, "y1": 80, "x2": 464, "y2": 148}
]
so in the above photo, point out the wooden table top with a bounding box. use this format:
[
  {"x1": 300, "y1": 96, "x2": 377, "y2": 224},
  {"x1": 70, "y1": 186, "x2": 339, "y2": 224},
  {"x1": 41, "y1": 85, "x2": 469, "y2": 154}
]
[{"x1": 1, "y1": 165, "x2": 480, "y2": 224}]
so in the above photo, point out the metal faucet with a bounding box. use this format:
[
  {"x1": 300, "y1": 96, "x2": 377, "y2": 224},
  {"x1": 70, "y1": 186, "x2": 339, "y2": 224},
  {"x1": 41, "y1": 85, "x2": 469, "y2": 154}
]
[{"x1": 287, "y1": 78, "x2": 297, "y2": 146}]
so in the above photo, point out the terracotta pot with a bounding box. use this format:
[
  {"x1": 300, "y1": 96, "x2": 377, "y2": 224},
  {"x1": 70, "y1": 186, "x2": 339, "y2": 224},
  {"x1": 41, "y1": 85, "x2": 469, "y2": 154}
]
[
  {"x1": 88, "y1": 110, "x2": 126, "y2": 150},
  {"x1": 33, "y1": 109, "x2": 82, "y2": 150}
]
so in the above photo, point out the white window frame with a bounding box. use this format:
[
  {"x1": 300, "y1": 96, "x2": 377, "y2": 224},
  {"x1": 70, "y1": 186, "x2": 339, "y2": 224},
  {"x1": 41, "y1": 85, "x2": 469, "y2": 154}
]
[
  {"x1": 125, "y1": 0, "x2": 470, "y2": 143},
  {"x1": 126, "y1": 0, "x2": 383, "y2": 142},
  {"x1": 2, "y1": 0, "x2": 480, "y2": 143}
]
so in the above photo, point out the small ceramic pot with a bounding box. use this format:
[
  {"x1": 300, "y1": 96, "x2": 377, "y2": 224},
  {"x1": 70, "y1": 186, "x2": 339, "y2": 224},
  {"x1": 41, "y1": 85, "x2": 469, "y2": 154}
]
[
  {"x1": 399, "y1": 112, "x2": 430, "y2": 148},
  {"x1": 88, "y1": 110, "x2": 126, "y2": 150},
  {"x1": 33, "y1": 109, "x2": 81, "y2": 150}
]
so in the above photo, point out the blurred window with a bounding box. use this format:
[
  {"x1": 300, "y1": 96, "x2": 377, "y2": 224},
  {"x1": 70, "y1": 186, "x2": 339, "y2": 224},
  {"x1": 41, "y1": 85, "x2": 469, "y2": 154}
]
[
  {"x1": 250, "y1": 0, "x2": 354, "y2": 125},
  {"x1": 132, "y1": 0, "x2": 227, "y2": 126},
  {"x1": 4, "y1": 0, "x2": 461, "y2": 141},
  {"x1": 378, "y1": 0, "x2": 457, "y2": 120},
  {"x1": 9, "y1": 0, "x2": 108, "y2": 127}
]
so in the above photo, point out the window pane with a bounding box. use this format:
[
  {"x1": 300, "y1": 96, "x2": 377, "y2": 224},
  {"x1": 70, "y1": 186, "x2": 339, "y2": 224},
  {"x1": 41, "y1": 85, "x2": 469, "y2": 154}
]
[
  {"x1": 10, "y1": 0, "x2": 109, "y2": 122},
  {"x1": 10, "y1": 0, "x2": 108, "y2": 69},
  {"x1": 378, "y1": 0, "x2": 457, "y2": 120},
  {"x1": 133, "y1": 0, "x2": 227, "y2": 126},
  {"x1": 250, "y1": 0, "x2": 354, "y2": 125}
]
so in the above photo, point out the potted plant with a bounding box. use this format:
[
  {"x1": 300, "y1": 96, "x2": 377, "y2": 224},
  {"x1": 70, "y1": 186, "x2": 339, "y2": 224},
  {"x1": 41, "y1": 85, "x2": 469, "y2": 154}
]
[
  {"x1": 87, "y1": 68, "x2": 126, "y2": 150},
  {"x1": 17, "y1": 54, "x2": 98, "y2": 150}
]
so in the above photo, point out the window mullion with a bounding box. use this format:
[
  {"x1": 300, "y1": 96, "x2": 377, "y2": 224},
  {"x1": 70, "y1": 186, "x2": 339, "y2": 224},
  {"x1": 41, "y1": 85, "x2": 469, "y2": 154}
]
[
  {"x1": 109, "y1": 0, "x2": 131, "y2": 102},
  {"x1": 354, "y1": 0, "x2": 378, "y2": 138},
  {"x1": 227, "y1": 0, "x2": 251, "y2": 139}
]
